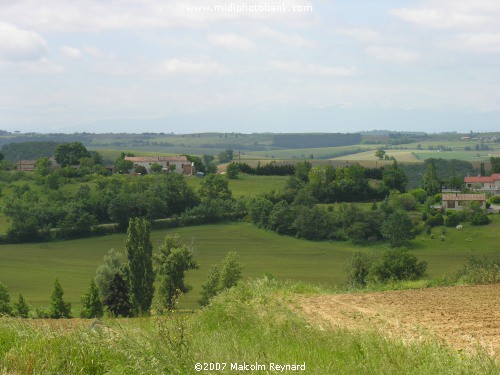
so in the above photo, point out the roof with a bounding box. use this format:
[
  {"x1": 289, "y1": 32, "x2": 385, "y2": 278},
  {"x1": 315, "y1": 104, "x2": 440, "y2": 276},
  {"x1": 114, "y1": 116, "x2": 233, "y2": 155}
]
[
  {"x1": 465, "y1": 174, "x2": 500, "y2": 183},
  {"x1": 124, "y1": 156, "x2": 189, "y2": 163},
  {"x1": 442, "y1": 193, "x2": 486, "y2": 201}
]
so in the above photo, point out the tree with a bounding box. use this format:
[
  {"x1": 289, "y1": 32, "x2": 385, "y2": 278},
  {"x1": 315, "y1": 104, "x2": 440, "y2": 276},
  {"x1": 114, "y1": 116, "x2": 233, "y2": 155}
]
[
  {"x1": 199, "y1": 174, "x2": 232, "y2": 201},
  {"x1": 155, "y1": 234, "x2": 198, "y2": 310},
  {"x1": 49, "y1": 278, "x2": 72, "y2": 319},
  {"x1": 293, "y1": 206, "x2": 333, "y2": 240},
  {"x1": 125, "y1": 218, "x2": 155, "y2": 315},
  {"x1": 199, "y1": 265, "x2": 220, "y2": 306},
  {"x1": 89, "y1": 151, "x2": 104, "y2": 166},
  {"x1": 150, "y1": 162, "x2": 163, "y2": 174},
  {"x1": 346, "y1": 252, "x2": 372, "y2": 288},
  {"x1": 14, "y1": 294, "x2": 30, "y2": 318},
  {"x1": 480, "y1": 162, "x2": 486, "y2": 177},
  {"x1": 94, "y1": 249, "x2": 122, "y2": 300},
  {"x1": 219, "y1": 252, "x2": 243, "y2": 290},
  {"x1": 381, "y1": 211, "x2": 416, "y2": 247},
  {"x1": 295, "y1": 160, "x2": 312, "y2": 183},
  {"x1": 268, "y1": 200, "x2": 296, "y2": 235},
  {"x1": 134, "y1": 164, "x2": 148, "y2": 175},
  {"x1": 422, "y1": 159, "x2": 441, "y2": 196},
  {"x1": 34, "y1": 157, "x2": 52, "y2": 177},
  {"x1": 104, "y1": 273, "x2": 133, "y2": 317},
  {"x1": 383, "y1": 162, "x2": 407, "y2": 192},
  {"x1": 54, "y1": 142, "x2": 90, "y2": 167},
  {"x1": 218, "y1": 149, "x2": 234, "y2": 163},
  {"x1": 369, "y1": 247, "x2": 427, "y2": 283},
  {"x1": 247, "y1": 196, "x2": 274, "y2": 228},
  {"x1": 409, "y1": 188, "x2": 427, "y2": 203},
  {"x1": 375, "y1": 149, "x2": 386, "y2": 160},
  {"x1": 114, "y1": 158, "x2": 134, "y2": 174},
  {"x1": 226, "y1": 163, "x2": 240, "y2": 179},
  {"x1": 0, "y1": 282, "x2": 12, "y2": 316},
  {"x1": 491, "y1": 156, "x2": 500, "y2": 173},
  {"x1": 199, "y1": 252, "x2": 243, "y2": 306},
  {"x1": 80, "y1": 279, "x2": 104, "y2": 319}
]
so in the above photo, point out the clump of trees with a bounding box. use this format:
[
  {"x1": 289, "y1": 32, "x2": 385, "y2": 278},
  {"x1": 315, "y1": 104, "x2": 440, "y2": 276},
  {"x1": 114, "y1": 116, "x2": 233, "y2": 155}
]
[
  {"x1": 200, "y1": 252, "x2": 244, "y2": 306},
  {"x1": 347, "y1": 248, "x2": 427, "y2": 288},
  {"x1": 155, "y1": 234, "x2": 198, "y2": 310}
]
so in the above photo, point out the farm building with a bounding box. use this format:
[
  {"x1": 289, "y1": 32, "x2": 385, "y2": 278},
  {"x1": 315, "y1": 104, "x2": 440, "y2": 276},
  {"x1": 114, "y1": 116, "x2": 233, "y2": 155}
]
[
  {"x1": 464, "y1": 174, "x2": 500, "y2": 195},
  {"x1": 124, "y1": 155, "x2": 195, "y2": 175},
  {"x1": 17, "y1": 160, "x2": 37, "y2": 172},
  {"x1": 441, "y1": 193, "x2": 486, "y2": 210},
  {"x1": 17, "y1": 158, "x2": 59, "y2": 172}
]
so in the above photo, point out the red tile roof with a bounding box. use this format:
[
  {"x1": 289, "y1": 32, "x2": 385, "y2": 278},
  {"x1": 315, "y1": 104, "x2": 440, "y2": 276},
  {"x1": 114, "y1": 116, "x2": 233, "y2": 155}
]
[
  {"x1": 124, "y1": 156, "x2": 188, "y2": 163},
  {"x1": 464, "y1": 174, "x2": 500, "y2": 183}
]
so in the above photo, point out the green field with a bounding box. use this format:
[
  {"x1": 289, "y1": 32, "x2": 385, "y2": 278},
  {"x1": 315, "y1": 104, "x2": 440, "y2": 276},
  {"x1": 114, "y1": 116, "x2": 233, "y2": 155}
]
[
  {"x1": 186, "y1": 174, "x2": 288, "y2": 198},
  {"x1": 413, "y1": 151, "x2": 499, "y2": 161},
  {"x1": 1, "y1": 218, "x2": 499, "y2": 312}
]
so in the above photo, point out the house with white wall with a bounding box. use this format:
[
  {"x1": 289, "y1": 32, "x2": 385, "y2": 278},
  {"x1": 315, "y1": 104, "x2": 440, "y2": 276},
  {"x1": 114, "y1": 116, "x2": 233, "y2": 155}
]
[
  {"x1": 464, "y1": 174, "x2": 500, "y2": 195},
  {"x1": 124, "y1": 156, "x2": 194, "y2": 175}
]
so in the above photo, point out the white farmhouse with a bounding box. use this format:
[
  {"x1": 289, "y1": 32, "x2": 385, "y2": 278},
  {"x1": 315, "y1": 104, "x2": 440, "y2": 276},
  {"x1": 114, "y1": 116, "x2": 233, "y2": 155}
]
[{"x1": 124, "y1": 155, "x2": 194, "y2": 175}]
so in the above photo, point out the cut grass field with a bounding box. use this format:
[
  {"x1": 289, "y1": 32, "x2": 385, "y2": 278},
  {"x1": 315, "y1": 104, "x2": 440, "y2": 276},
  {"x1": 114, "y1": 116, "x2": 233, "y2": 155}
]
[
  {"x1": 332, "y1": 149, "x2": 421, "y2": 163},
  {"x1": 186, "y1": 174, "x2": 288, "y2": 198},
  {"x1": 0, "y1": 216, "x2": 499, "y2": 312}
]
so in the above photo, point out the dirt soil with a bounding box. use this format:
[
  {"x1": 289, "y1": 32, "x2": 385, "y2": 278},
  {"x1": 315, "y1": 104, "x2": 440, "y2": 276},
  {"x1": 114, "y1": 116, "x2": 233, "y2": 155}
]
[{"x1": 295, "y1": 284, "x2": 500, "y2": 359}]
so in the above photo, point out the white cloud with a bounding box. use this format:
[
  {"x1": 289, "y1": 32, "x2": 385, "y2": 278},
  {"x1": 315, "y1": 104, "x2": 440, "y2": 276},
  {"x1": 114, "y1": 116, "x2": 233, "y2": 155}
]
[
  {"x1": 0, "y1": 1, "x2": 316, "y2": 32},
  {"x1": 335, "y1": 27, "x2": 380, "y2": 43},
  {"x1": 391, "y1": 8, "x2": 487, "y2": 30},
  {"x1": 254, "y1": 27, "x2": 314, "y2": 48},
  {"x1": 366, "y1": 46, "x2": 420, "y2": 64},
  {"x1": 267, "y1": 60, "x2": 357, "y2": 77},
  {"x1": 0, "y1": 22, "x2": 47, "y2": 62},
  {"x1": 157, "y1": 57, "x2": 230, "y2": 75},
  {"x1": 452, "y1": 33, "x2": 500, "y2": 53},
  {"x1": 207, "y1": 33, "x2": 256, "y2": 51},
  {"x1": 60, "y1": 46, "x2": 82, "y2": 60},
  {"x1": 390, "y1": 1, "x2": 500, "y2": 30}
]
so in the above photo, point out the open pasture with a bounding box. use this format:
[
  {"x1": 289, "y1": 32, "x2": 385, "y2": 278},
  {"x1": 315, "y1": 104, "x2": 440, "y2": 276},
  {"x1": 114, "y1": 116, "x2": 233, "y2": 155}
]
[
  {"x1": 332, "y1": 149, "x2": 421, "y2": 163},
  {"x1": 0, "y1": 217, "x2": 499, "y2": 312}
]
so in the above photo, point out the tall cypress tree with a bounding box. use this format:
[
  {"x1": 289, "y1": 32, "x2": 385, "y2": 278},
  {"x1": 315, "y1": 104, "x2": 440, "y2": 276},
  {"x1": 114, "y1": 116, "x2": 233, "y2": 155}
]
[
  {"x1": 422, "y1": 159, "x2": 441, "y2": 196},
  {"x1": 125, "y1": 218, "x2": 155, "y2": 315},
  {"x1": 80, "y1": 279, "x2": 104, "y2": 319},
  {"x1": 49, "y1": 278, "x2": 72, "y2": 319},
  {"x1": 104, "y1": 273, "x2": 132, "y2": 318}
]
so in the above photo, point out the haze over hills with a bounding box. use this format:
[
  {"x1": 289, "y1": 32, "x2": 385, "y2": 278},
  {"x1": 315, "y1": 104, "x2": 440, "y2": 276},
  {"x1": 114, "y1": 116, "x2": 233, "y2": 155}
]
[{"x1": 6, "y1": 107, "x2": 500, "y2": 135}]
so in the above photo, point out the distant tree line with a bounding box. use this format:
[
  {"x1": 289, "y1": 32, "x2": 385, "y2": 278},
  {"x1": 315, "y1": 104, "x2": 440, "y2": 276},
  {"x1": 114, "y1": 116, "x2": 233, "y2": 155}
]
[
  {"x1": 234, "y1": 162, "x2": 295, "y2": 176},
  {"x1": 1, "y1": 141, "x2": 60, "y2": 161}
]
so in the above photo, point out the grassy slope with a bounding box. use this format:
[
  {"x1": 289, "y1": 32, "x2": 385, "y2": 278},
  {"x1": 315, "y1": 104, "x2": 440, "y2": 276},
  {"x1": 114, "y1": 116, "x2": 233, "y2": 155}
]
[
  {"x1": 0, "y1": 279, "x2": 497, "y2": 374},
  {"x1": 0, "y1": 216, "x2": 499, "y2": 312}
]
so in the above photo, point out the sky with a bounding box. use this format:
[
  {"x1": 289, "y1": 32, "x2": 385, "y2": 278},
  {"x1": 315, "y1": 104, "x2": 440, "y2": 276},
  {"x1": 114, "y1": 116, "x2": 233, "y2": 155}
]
[{"x1": 0, "y1": 0, "x2": 499, "y2": 134}]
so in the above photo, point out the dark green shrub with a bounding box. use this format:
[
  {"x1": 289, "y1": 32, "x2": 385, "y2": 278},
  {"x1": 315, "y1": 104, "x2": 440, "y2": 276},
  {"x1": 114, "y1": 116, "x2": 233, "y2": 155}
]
[
  {"x1": 444, "y1": 212, "x2": 461, "y2": 227},
  {"x1": 426, "y1": 214, "x2": 444, "y2": 227},
  {"x1": 346, "y1": 252, "x2": 372, "y2": 288},
  {"x1": 470, "y1": 212, "x2": 489, "y2": 226},
  {"x1": 489, "y1": 196, "x2": 500, "y2": 204},
  {"x1": 369, "y1": 247, "x2": 427, "y2": 283}
]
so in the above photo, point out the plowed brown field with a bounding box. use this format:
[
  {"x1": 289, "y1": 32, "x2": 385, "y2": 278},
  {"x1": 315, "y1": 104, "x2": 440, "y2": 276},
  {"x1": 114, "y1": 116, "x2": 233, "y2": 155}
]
[{"x1": 296, "y1": 284, "x2": 500, "y2": 359}]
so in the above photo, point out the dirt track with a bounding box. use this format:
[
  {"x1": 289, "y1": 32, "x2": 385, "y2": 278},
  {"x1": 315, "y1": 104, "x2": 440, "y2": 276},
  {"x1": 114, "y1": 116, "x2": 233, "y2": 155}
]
[{"x1": 296, "y1": 284, "x2": 500, "y2": 358}]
